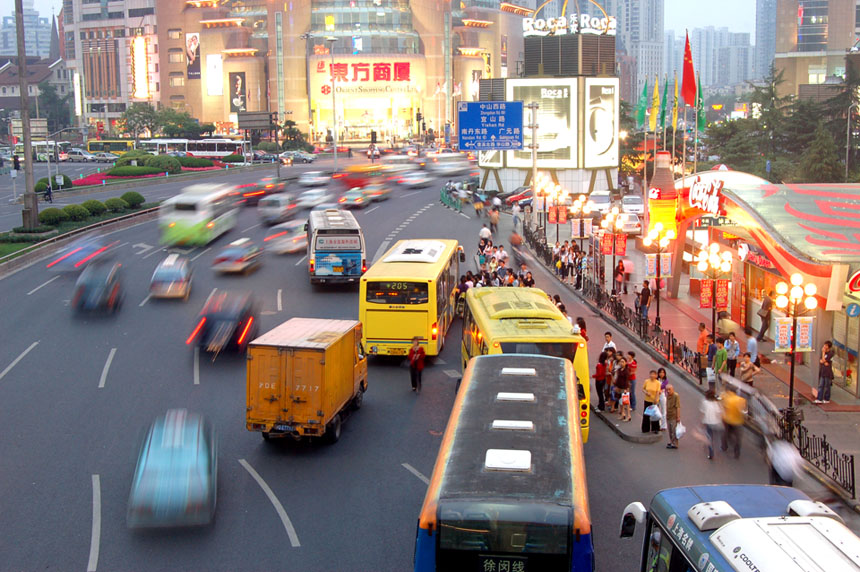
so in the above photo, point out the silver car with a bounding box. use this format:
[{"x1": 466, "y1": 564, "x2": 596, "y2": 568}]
[
  {"x1": 264, "y1": 219, "x2": 308, "y2": 254},
  {"x1": 257, "y1": 193, "x2": 298, "y2": 225}
]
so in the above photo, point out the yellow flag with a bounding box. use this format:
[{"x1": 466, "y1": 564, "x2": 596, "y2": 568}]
[
  {"x1": 648, "y1": 76, "x2": 660, "y2": 132},
  {"x1": 671, "y1": 72, "x2": 679, "y2": 130}
]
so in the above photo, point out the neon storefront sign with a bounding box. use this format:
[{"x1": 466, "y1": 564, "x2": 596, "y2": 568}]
[
  {"x1": 523, "y1": 14, "x2": 617, "y2": 37},
  {"x1": 688, "y1": 177, "x2": 724, "y2": 216}
]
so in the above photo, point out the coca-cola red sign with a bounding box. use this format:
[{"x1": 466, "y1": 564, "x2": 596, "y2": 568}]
[{"x1": 688, "y1": 177, "x2": 723, "y2": 216}]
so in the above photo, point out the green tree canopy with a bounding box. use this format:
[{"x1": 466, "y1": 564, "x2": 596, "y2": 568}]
[
  {"x1": 35, "y1": 82, "x2": 71, "y2": 134},
  {"x1": 119, "y1": 103, "x2": 159, "y2": 141},
  {"x1": 797, "y1": 121, "x2": 843, "y2": 182}
]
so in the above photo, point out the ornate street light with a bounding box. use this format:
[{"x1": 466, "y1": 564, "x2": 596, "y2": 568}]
[
  {"x1": 696, "y1": 243, "x2": 732, "y2": 336},
  {"x1": 642, "y1": 222, "x2": 676, "y2": 327},
  {"x1": 775, "y1": 273, "x2": 818, "y2": 418},
  {"x1": 600, "y1": 207, "x2": 624, "y2": 292},
  {"x1": 569, "y1": 194, "x2": 594, "y2": 255}
]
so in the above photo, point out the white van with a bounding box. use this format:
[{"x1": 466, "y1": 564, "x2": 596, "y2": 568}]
[{"x1": 258, "y1": 193, "x2": 298, "y2": 225}]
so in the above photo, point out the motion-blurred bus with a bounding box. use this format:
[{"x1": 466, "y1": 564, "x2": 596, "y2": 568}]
[
  {"x1": 461, "y1": 286, "x2": 591, "y2": 441},
  {"x1": 159, "y1": 184, "x2": 239, "y2": 246},
  {"x1": 415, "y1": 354, "x2": 594, "y2": 571},
  {"x1": 138, "y1": 138, "x2": 247, "y2": 159}
]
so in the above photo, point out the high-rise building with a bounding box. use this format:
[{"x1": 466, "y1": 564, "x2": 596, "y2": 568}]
[
  {"x1": 774, "y1": 0, "x2": 856, "y2": 97},
  {"x1": 691, "y1": 26, "x2": 731, "y2": 87},
  {"x1": 663, "y1": 30, "x2": 683, "y2": 79},
  {"x1": 0, "y1": 0, "x2": 53, "y2": 59},
  {"x1": 616, "y1": 0, "x2": 664, "y2": 98},
  {"x1": 755, "y1": 0, "x2": 777, "y2": 78},
  {"x1": 718, "y1": 33, "x2": 753, "y2": 86}
]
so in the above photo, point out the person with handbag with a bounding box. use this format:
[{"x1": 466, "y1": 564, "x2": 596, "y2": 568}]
[
  {"x1": 641, "y1": 370, "x2": 662, "y2": 433},
  {"x1": 756, "y1": 291, "x2": 774, "y2": 342}
]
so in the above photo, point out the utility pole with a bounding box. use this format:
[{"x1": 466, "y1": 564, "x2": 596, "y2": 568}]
[
  {"x1": 526, "y1": 102, "x2": 539, "y2": 232},
  {"x1": 15, "y1": 0, "x2": 38, "y2": 228}
]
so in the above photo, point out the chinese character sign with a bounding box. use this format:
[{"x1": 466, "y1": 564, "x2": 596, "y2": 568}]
[
  {"x1": 645, "y1": 254, "x2": 658, "y2": 278},
  {"x1": 796, "y1": 317, "x2": 814, "y2": 352},
  {"x1": 773, "y1": 317, "x2": 793, "y2": 353},
  {"x1": 700, "y1": 279, "x2": 713, "y2": 309},
  {"x1": 715, "y1": 279, "x2": 729, "y2": 309},
  {"x1": 557, "y1": 206, "x2": 568, "y2": 224},
  {"x1": 548, "y1": 206, "x2": 557, "y2": 224},
  {"x1": 660, "y1": 253, "x2": 672, "y2": 277},
  {"x1": 614, "y1": 233, "x2": 627, "y2": 256},
  {"x1": 601, "y1": 232, "x2": 613, "y2": 255}
]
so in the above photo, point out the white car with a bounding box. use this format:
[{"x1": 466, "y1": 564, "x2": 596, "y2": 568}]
[
  {"x1": 589, "y1": 191, "x2": 613, "y2": 214},
  {"x1": 398, "y1": 170, "x2": 431, "y2": 188},
  {"x1": 296, "y1": 189, "x2": 332, "y2": 209},
  {"x1": 264, "y1": 220, "x2": 307, "y2": 254},
  {"x1": 297, "y1": 171, "x2": 328, "y2": 187},
  {"x1": 621, "y1": 194, "x2": 645, "y2": 214},
  {"x1": 618, "y1": 213, "x2": 642, "y2": 235}
]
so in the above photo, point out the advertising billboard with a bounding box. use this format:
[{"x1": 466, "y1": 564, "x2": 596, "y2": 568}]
[
  {"x1": 584, "y1": 78, "x2": 619, "y2": 168},
  {"x1": 185, "y1": 33, "x2": 201, "y2": 80},
  {"x1": 505, "y1": 78, "x2": 577, "y2": 169},
  {"x1": 206, "y1": 54, "x2": 223, "y2": 96},
  {"x1": 229, "y1": 72, "x2": 247, "y2": 113}
]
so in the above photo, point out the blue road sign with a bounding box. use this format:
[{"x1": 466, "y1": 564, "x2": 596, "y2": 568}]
[
  {"x1": 457, "y1": 101, "x2": 523, "y2": 151},
  {"x1": 847, "y1": 303, "x2": 860, "y2": 317}
]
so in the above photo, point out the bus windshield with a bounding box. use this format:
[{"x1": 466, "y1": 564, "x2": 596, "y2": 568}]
[
  {"x1": 365, "y1": 281, "x2": 428, "y2": 304},
  {"x1": 172, "y1": 203, "x2": 199, "y2": 212},
  {"x1": 500, "y1": 341, "x2": 576, "y2": 362}
]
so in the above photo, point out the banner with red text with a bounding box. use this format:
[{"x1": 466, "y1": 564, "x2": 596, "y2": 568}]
[
  {"x1": 715, "y1": 279, "x2": 729, "y2": 309},
  {"x1": 700, "y1": 279, "x2": 713, "y2": 308}
]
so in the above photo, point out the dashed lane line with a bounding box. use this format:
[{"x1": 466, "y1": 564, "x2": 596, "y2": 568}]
[
  {"x1": 193, "y1": 347, "x2": 200, "y2": 386},
  {"x1": 365, "y1": 206, "x2": 380, "y2": 214},
  {"x1": 295, "y1": 255, "x2": 308, "y2": 266},
  {"x1": 97, "y1": 348, "x2": 117, "y2": 389},
  {"x1": 27, "y1": 275, "x2": 59, "y2": 296},
  {"x1": 190, "y1": 247, "x2": 211, "y2": 262},
  {"x1": 239, "y1": 459, "x2": 301, "y2": 547},
  {"x1": 277, "y1": 289, "x2": 283, "y2": 312},
  {"x1": 241, "y1": 223, "x2": 261, "y2": 233},
  {"x1": 138, "y1": 294, "x2": 151, "y2": 307},
  {"x1": 87, "y1": 474, "x2": 101, "y2": 572},
  {"x1": 401, "y1": 463, "x2": 430, "y2": 485},
  {"x1": 0, "y1": 341, "x2": 39, "y2": 381}
]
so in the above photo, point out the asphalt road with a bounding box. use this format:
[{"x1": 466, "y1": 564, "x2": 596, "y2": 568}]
[{"x1": 0, "y1": 174, "x2": 825, "y2": 571}]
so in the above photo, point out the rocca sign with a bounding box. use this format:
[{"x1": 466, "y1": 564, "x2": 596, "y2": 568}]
[{"x1": 523, "y1": 14, "x2": 617, "y2": 37}]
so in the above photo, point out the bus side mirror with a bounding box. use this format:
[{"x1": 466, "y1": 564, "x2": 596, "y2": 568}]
[
  {"x1": 619, "y1": 502, "x2": 647, "y2": 538},
  {"x1": 458, "y1": 246, "x2": 465, "y2": 263}
]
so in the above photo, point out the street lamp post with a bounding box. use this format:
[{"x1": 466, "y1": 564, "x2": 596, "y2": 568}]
[
  {"x1": 569, "y1": 195, "x2": 594, "y2": 255},
  {"x1": 642, "y1": 222, "x2": 676, "y2": 327},
  {"x1": 774, "y1": 274, "x2": 818, "y2": 418},
  {"x1": 600, "y1": 207, "x2": 624, "y2": 293},
  {"x1": 326, "y1": 36, "x2": 338, "y2": 174},
  {"x1": 696, "y1": 243, "x2": 732, "y2": 336},
  {"x1": 847, "y1": 102, "x2": 858, "y2": 182}
]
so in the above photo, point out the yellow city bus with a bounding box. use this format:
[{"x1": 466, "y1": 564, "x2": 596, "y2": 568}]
[
  {"x1": 359, "y1": 239, "x2": 464, "y2": 357},
  {"x1": 86, "y1": 139, "x2": 135, "y2": 154},
  {"x1": 461, "y1": 287, "x2": 591, "y2": 441}
]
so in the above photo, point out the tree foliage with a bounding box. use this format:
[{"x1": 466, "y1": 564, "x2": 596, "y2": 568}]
[
  {"x1": 119, "y1": 103, "x2": 159, "y2": 141},
  {"x1": 281, "y1": 119, "x2": 312, "y2": 151},
  {"x1": 797, "y1": 122, "x2": 842, "y2": 182},
  {"x1": 35, "y1": 82, "x2": 71, "y2": 134}
]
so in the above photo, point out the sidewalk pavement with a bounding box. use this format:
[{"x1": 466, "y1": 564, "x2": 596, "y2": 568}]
[{"x1": 463, "y1": 207, "x2": 860, "y2": 507}]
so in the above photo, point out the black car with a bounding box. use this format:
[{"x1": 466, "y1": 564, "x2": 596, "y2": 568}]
[
  {"x1": 186, "y1": 291, "x2": 259, "y2": 355},
  {"x1": 72, "y1": 262, "x2": 123, "y2": 313}
]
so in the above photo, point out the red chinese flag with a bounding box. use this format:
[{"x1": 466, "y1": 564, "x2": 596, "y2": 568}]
[{"x1": 681, "y1": 32, "x2": 696, "y2": 106}]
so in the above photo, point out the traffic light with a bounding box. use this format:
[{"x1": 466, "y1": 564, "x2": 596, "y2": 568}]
[
  {"x1": 416, "y1": 110, "x2": 422, "y2": 123},
  {"x1": 371, "y1": 130, "x2": 377, "y2": 144},
  {"x1": 13, "y1": 155, "x2": 20, "y2": 170},
  {"x1": 422, "y1": 121, "x2": 426, "y2": 132}
]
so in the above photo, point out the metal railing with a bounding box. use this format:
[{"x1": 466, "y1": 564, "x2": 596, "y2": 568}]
[
  {"x1": 439, "y1": 187, "x2": 463, "y2": 212},
  {"x1": 780, "y1": 415, "x2": 856, "y2": 499}
]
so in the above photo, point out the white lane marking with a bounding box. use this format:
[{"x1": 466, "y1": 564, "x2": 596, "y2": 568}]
[
  {"x1": 444, "y1": 369, "x2": 460, "y2": 378},
  {"x1": 459, "y1": 212, "x2": 470, "y2": 219},
  {"x1": 372, "y1": 240, "x2": 391, "y2": 264},
  {"x1": 436, "y1": 358, "x2": 446, "y2": 364},
  {"x1": 190, "y1": 247, "x2": 210, "y2": 262},
  {"x1": 193, "y1": 347, "x2": 200, "y2": 385},
  {"x1": 142, "y1": 247, "x2": 164, "y2": 260},
  {"x1": 241, "y1": 223, "x2": 260, "y2": 233},
  {"x1": 27, "y1": 275, "x2": 59, "y2": 295},
  {"x1": 295, "y1": 254, "x2": 308, "y2": 266},
  {"x1": 0, "y1": 341, "x2": 39, "y2": 381},
  {"x1": 131, "y1": 242, "x2": 153, "y2": 255},
  {"x1": 239, "y1": 459, "x2": 301, "y2": 547},
  {"x1": 98, "y1": 348, "x2": 117, "y2": 389},
  {"x1": 401, "y1": 463, "x2": 430, "y2": 485},
  {"x1": 365, "y1": 206, "x2": 379, "y2": 213},
  {"x1": 115, "y1": 241, "x2": 129, "y2": 249},
  {"x1": 277, "y1": 289, "x2": 282, "y2": 312},
  {"x1": 138, "y1": 294, "x2": 151, "y2": 307},
  {"x1": 402, "y1": 191, "x2": 420, "y2": 198},
  {"x1": 87, "y1": 474, "x2": 101, "y2": 572}
]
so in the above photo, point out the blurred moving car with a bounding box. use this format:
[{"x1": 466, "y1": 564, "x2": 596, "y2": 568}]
[
  {"x1": 66, "y1": 148, "x2": 97, "y2": 162},
  {"x1": 186, "y1": 290, "x2": 259, "y2": 355},
  {"x1": 297, "y1": 171, "x2": 329, "y2": 187},
  {"x1": 278, "y1": 153, "x2": 293, "y2": 166},
  {"x1": 339, "y1": 188, "x2": 370, "y2": 209},
  {"x1": 311, "y1": 202, "x2": 341, "y2": 212},
  {"x1": 93, "y1": 152, "x2": 119, "y2": 163},
  {"x1": 264, "y1": 219, "x2": 308, "y2": 254},
  {"x1": 238, "y1": 176, "x2": 286, "y2": 206},
  {"x1": 618, "y1": 213, "x2": 642, "y2": 234},
  {"x1": 150, "y1": 254, "x2": 192, "y2": 300},
  {"x1": 505, "y1": 187, "x2": 533, "y2": 206},
  {"x1": 72, "y1": 262, "x2": 123, "y2": 313},
  {"x1": 396, "y1": 170, "x2": 431, "y2": 188},
  {"x1": 621, "y1": 194, "x2": 645, "y2": 215},
  {"x1": 212, "y1": 238, "x2": 262, "y2": 274},
  {"x1": 281, "y1": 150, "x2": 315, "y2": 164},
  {"x1": 257, "y1": 193, "x2": 298, "y2": 225},
  {"x1": 296, "y1": 188, "x2": 332, "y2": 209},
  {"x1": 127, "y1": 409, "x2": 217, "y2": 528},
  {"x1": 47, "y1": 236, "x2": 117, "y2": 271},
  {"x1": 589, "y1": 190, "x2": 613, "y2": 215},
  {"x1": 363, "y1": 183, "x2": 391, "y2": 202}
]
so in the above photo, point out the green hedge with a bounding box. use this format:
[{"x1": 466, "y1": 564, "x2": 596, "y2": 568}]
[
  {"x1": 115, "y1": 152, "x2": 154, "y2": 168},
  {"x1": 222, "y1": 154, "x2": 244, "y2": 163},
  {"x1": 255, "y1": 141, "x2": 279, "y2": 153},
  {"x1": 121, "y1": 191, "x2": 145, "y2": 208},
  {"x1": 177, "y1": 156, "x2": 214, "y2": 168},
  {"x1": 143, "y1": 154, "x2": 181, "y2": 174},
  {"x1": 106, "y1": 165, "x2": 164, "y2": 177},
  {"x1": 34, "y1": 181, "x2": 47, "y2": 195},
  {"x1": 63, "y1": 204, "x2": 90, "y2": 222},
  {"x1": 38, "y1": 207, "x2": 70, "y2": 225},
  {"x1": 104, "y1": 197, "x2": 129, "y2": 212},
  {"x1": 12, "y1": 225, "x2": 55, "y2": 233},
  {"x1": 37, "y1": 174, "x2": 73, "y2": 189},
  {"x1": 81, "y1": 200, "x2": 106, "y2": 216}
]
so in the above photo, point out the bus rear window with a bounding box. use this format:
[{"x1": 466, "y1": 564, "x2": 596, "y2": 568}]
[
  {"x1": 365, "y1": 281, "x2": 428, "y2": 304},
  {"x1": 173, "y1": 203, "x2": 198, "y2": 212},
  {"x1": 499, "y1": 342, "x2": 576, "y2": 362}
]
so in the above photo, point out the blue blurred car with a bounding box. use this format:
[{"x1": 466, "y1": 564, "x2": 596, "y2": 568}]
[
  {"x1": 71, "y1": 262, "x2": 123, "y2": 313},
  {"x1": 127, "y1": 409, "x2": 218, "y2": 528}
]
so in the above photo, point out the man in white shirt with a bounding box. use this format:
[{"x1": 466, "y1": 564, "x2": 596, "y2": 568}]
[
  {"x1": 511, "y1": 203, "x2": 522, "y2": 229},
  {"x1": 496, "y1": 245, "x2": 509, "y2": 265},
  {"x1": 479, "y1": 224, "x2": 492, "y2": 241},
  {"x1": 602, "y1": 332, "x2": 617, "y2": 352}
]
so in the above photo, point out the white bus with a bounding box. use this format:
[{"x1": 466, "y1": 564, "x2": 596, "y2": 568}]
[
  {"x1": 425, "y1": 151, "x2": 470, "y2": 176},
  {"x1": 14, "y1": 141, "x2": 69, "y2": 162},
  {"x1": 159, "y1": 184, "x2": 240, "y2": 246},
  {"x1": 138, "y1": 138, "x2": 247, "y2": 159},
  {"x1": 307, "y1": 209, "x2": 366, "y2": 285}
]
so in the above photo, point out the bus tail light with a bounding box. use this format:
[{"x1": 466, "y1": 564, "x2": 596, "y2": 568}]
[
  {"x1": 168, "y1": 222, "x2": 176, "y2": 228},
  {"x1": 309, "y1": 259, "x2": 315, "y2": 273},
  {"x1": 206, "y1": 221, "x2": 215, "y2": 229},
  {"x1": 361, "y1": 259, "x2": 367, "y2": 273},
  {"x1": 431, "y1": 322, "x2": 438, "y2": 340}
]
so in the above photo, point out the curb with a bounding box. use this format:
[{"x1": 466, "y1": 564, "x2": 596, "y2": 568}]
[
  {"x1": 522, "y1": 242, "x2": 860, "y2": 511},
  {"x1": 591, "y1": 405, "x2": 663, "y2": 444}
]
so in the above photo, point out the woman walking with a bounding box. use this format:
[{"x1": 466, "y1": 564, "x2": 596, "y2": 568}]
[
  {"x1": 701, "y1": 389, "x2": 722, "y2": 460},
  {"x1": 641, "y1": 370, "x2": 662, "y2": 433},
  {"x1": 657, "y1": 367, "x2": 669, "y2": 431},
  {"x1": 614, "y1": 356, "x2": 632, "y2": 422},
  {"x1": 408, "y1": 337, "x2": 425, "y2": 393}
]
